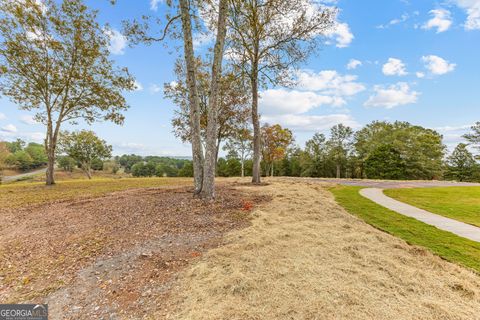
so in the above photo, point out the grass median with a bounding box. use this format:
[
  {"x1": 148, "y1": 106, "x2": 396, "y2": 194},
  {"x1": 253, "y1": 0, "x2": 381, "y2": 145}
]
[{"x1": 330, "y1": 185, "x2": 480, "y2": 273}]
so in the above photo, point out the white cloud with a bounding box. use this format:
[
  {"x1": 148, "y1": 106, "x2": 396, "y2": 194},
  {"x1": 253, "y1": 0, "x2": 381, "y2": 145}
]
[
  {"x1": 24, "y1": 132, "x2": 44, "y2": 142},
  {"x1": 150, "y1": 0, "x2": 162, "y2": 11},
  {"x1": 259, "y1": 69, "x2": 365, "y2": 116},
  {"x1": 325, "y1": 22, "x2": 354, "y2": 48},
  {"x1": 453, "y1": 0, "x2": 480, "y2": 30},
  {"x1": 0, "y1": 113, "x2": 6, "y2": 120},
  {"x1": 423, "y1": 9, "x2": 452, "y2": 33},
  {"x1": 1, "y1": 124, "x2": 17, "y2": 133},
  {"x1": 149, "y1": 84, "x2": 162, "y2": 94},
  {"x1": 364, "y1": 82, "x2": 419, "y2": 109},
  {"x1": 261, "y1": 114, "x2": 360, "y2": 132},
  {"x1": 105, "y1": 28, "x2": 127, "y2": 55},
  {"x1": 192, "y1": 32, "x2": 215, "y2": 49},
  {"x1": 20, "y1": 115, "x2": 38, "y2": 125},
  {"x1": 434, "y1": 124, "x2": 472, "y2": 132},
  {"x1": 260, "y1": 89, "x2": 345, "y2": 115},
  {"x1": 382, "y1": 58, "x2": 408, "y2": 76},
  {"x1": 416, "y1": 72, "x2": 425, "y2": 78},
  {"x1": 133, "y1": 80, "x2": 143, "y2": 91},
  {"x1": 422, "y1": 55, "x2": 456, "y2": 75},
  {"x1": 346, "y1": 59, "x2": 362, "y2": 70},
  {"x1": 296, "y1": 70, "x2": 366, "y2": 96},
  {"x1": 377, "y1": 13, "x2": 410, "y2": 29}
]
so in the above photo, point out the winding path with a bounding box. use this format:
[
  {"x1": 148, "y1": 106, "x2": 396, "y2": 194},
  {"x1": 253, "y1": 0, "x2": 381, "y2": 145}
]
[{"x1": 360, "y1": 188, "x2": 480, "y2": 242}]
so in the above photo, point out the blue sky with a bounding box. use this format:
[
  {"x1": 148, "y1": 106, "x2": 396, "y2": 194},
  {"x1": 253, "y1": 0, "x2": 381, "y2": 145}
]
[{"x1": 1, "y1": 0, "x2": 479, "y2": 156}]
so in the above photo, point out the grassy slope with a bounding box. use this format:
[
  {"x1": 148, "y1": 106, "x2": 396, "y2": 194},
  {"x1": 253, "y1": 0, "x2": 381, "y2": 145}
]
[
  {"x1": 0, "y1": 177, "x2": 192, "y2": 209},
  {"x1": 385, "y1": 187, "x2": 480, "y2": 227},
  {"x1": 331, "y1": 185, "x2": 480, "y2": 273}
]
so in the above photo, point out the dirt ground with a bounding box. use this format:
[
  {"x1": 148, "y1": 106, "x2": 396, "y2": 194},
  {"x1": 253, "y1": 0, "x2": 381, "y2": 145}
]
[
  {"x1": 166, "y1": 178, "x2": 480, "y2": 320},
  {"x1": 0, "y1": 183, "x2": 268, "y2": 319},
  {"x1": 2, "y1": 178, "x2": 480, "y2": 319}
]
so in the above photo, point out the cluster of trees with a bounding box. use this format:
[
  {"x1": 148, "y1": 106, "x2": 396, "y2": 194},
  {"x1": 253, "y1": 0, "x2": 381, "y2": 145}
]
[
  {"x1": 0, "y1": 0, "x2": 134, "y2": 185},
  {"x1": 118, "y1": 155, "x2": 192, "y2": 178},
  {"x1": 275, "y1": 121, "x2": 445, "y2": 180},
  {"x1": 4, "y1": 0, "x2": 477, "y2": 196},
  {"x1": 57, "y1": 130, "x2": 113, "y2": 179},
  {"x1": 444, "y1": 122, "x2": 480, "y2": 182},
  {"x1": 215, "y1": 121, "x2": 480, "y2": 182},
  {"x1": 123, "y1": 0, "x2": 336, "y2": 199},
  {"x1": 0, "y1": 0, "x2": 338, "y2": 199},
  {"x1": 0, "y1": 139, "x2": 47, "y2": 171}
]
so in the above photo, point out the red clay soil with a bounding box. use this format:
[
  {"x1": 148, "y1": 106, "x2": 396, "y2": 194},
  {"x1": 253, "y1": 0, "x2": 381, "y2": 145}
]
[{"x1": 0, "y1": 185, "x2": 270, "y2": 319}]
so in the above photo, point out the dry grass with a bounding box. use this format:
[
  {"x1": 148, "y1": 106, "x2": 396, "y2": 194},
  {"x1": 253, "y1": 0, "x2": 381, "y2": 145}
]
[
  {"x1": 166, "y1": 178, "x2": 480, "y2": 320},
  {"x1": 0, "y1": 177, "x2": 192, "y2": 208}
]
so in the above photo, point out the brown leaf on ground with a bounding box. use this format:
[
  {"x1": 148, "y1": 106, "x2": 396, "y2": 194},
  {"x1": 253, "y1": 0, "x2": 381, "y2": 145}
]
[
  {"x1": 166, "y1": 179, "x2": 480, "y2": 320},
  {"x1": 0, "y1": 184, "x2": 270, "y2": 319}
]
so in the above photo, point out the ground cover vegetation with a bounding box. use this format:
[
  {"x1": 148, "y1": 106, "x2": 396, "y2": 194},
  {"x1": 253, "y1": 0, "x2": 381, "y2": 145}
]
[
  {"x1": 385, "y1": 187, "x2": 480, "y2": 227},
  {"x1": 331, "y1": 185, "x2": 480, "y2": 273}
]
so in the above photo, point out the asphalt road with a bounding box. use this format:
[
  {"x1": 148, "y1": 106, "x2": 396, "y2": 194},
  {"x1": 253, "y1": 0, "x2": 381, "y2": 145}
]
[{"x1": 2, "y1": 168, "x2": 47, "y2": 183}]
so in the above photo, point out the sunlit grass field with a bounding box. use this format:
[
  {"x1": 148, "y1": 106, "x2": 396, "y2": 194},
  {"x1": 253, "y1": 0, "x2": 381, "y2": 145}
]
[
  {"x1": 0, "y1": 177, "x2": 192, "y2": 209},
  {"x1": 385, "y1": 187, "x2": 480, "y2": 227},
  {"x1": 331, "y1": 185, "x2": 480, "y2": 273}
]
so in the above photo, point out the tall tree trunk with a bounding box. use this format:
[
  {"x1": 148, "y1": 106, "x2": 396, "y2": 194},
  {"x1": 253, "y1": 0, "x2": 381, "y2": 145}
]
[
  {"x1": 215, "y1": 139, "x2": 221, "y2": 165},
  {"x1": 336, "y1": 163, "x2": 341, "y2": 179},
  {"x1": 200, "y1": 0, "x2": 228, "y2": 200},
  {"x1": 46, "y1": 147, "x2": 55, "y2": 185},
  {"x1": 179, "y1": 0, "x2": 204, "y2": 195},
  {"x1": 241, "y1": 158, "x2": 245, "y2": 178},
  {"x1": 84, "y1": 163, "x2": 92, "y2": 179},
  {"x1": 271, "y1": 161, "x2": 274, "y2": 177},
  {"x1": 45, "y1": 122, "x2": 56, "y2": 185},
  {"x1": 251, "y1": 66, "x2": 261, "y2": 183}
]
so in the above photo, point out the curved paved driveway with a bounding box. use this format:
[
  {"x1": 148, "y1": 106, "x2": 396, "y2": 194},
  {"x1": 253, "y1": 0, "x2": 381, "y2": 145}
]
[{"x1": 360, "y1": 188, "x2": 480, "y2": 242}]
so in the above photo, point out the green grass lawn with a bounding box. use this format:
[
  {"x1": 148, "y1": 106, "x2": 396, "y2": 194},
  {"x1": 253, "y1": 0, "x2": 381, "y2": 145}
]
[
  {"x1": 384, "y1": 187, "x2": 480, "y2": 227},
  {"x1": 0, "y1": 177, "x2": 192, "y2": 209},
  {"x1": 330, "y1": 185, "x2": 480, "y2": 273}
]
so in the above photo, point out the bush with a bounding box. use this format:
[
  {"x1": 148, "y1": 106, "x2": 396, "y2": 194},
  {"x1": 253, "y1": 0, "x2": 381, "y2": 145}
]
[
  {"x1": 178, "y1": 161, "x2": 193, "y2": 177},
  {"x1": 131, "y1": 162, "x2": 156, "y2": 177},
  {"x1": 103, "y1": 160, "x2": 120, "y2": 174},
  {"x1": 155, "y1": 164, "x2": 179, "y2": 177},
  {"x1": 91, "y1": 158, "x2": 104, "y2": 171},
  {"x1": 57, "y1": 156, "x2": 77, "y2": 172},
  {"x1": 13, "y1": 151, "x2": 33, "y2": 171}
]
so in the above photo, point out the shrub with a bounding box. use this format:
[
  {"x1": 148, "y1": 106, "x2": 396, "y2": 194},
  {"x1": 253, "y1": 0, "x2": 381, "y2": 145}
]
[{"x1": 57, "y1": 156, "x2": 77, "y2": 172}]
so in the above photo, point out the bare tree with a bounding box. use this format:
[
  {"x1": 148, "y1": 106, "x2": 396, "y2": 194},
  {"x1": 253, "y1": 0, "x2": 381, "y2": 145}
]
[
  {"x1": 227, "y1": 0, "x2": 336, "y2": 183},
  {"x1": 0, "y1": 0, "x2": 134, "y2": 185}
]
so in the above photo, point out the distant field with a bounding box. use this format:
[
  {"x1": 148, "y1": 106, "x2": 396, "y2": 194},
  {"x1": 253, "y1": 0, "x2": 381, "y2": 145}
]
[
  {"x1": 0, "y1": 177, "x2": 192, "y2": 209},
  {"x1": 331, "y1": 185, "x2": 480, "y2": 273},
  {"x1": 385, "y1": 187, "x2": 480, "y2": 227}
]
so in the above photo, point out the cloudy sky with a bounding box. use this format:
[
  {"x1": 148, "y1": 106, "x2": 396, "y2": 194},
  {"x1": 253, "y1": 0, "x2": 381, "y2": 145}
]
[{"x1": 1, "y1": 0, "x2": 479, "y2": 156}]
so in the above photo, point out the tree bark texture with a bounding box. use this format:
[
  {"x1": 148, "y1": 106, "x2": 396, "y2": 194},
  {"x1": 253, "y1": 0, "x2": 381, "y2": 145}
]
[
  {"x1": 179, "y1": 0, "x2": 204, "y2": 194},
  {"x1": 201, "y1": 0, "x2": 229, "y2": 200}
]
